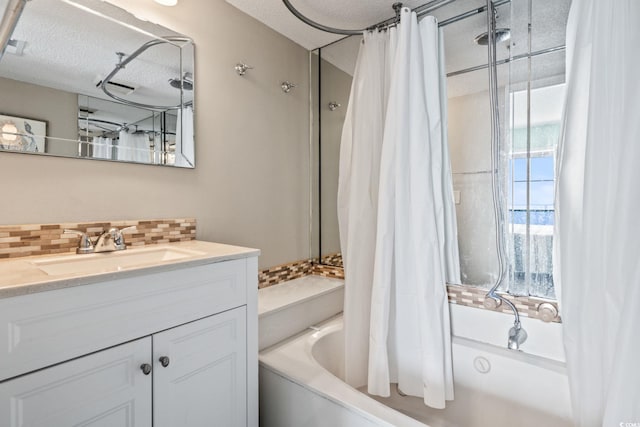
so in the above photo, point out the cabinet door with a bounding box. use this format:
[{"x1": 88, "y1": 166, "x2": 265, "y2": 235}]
[
  {"x1": 153, "y1": 307, "x2": 247, "y2": 427},
  {"x1": 0, "y1": 337, "x2": 152, "y2": 427}
]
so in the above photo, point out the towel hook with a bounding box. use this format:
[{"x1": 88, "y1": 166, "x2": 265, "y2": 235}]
[
  {"x1": 281, "y1": 81, "x2": 297, "y2": 93},
  {"x1": 235, "y1": 62, "x2": 253, "y2": 76}
]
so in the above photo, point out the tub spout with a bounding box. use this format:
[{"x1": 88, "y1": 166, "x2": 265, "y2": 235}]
[{"x1": 508, "y1": 323, "x2": 528, "y2": 350}]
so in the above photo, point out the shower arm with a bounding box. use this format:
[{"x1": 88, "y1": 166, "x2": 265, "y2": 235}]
[
  {"x1": 0, "y1": 0, "x2": 29, "y2": 62},
  {"x1": 100, "y1": 36, "x2": 192, "y2": 111},
  {"x1": 484, "y1": 0, "x2": 522, "y2": 330}
]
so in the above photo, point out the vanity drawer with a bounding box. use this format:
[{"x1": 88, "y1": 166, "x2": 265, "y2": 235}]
[{"x1": 0, "y1": 258, "x2": 248, "y2": 382}]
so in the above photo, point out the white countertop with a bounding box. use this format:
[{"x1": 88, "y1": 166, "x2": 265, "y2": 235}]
[{"x1": 0, "y1": 240, "x2": 260, "y2": 299}]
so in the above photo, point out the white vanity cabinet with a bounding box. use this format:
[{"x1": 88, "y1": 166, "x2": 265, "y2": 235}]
[
  {"x1": 0, "y1": 251, "x2": 258, "y2": 427},
  {"x1": 153, "y1": 307, "x2": 247, "y2": 427},
  {"x1": 0, "y1": 337, "x2": 153, "y2": 426}
]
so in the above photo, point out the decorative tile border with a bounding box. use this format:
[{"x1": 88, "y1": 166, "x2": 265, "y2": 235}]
[
  {"x1": 312, "y1": 263, "x2": 345, "y2": 279},
  {"x1": 446, "y1": 284, "x2": 561, "y2": 323},
  {"x1": 320, "y1": 252, "x2": 343, "y2": 268},
  {"x1": 258, "y1": 258, "x2": 345, "y2": 288},
  {"x1": 258, "y1": 258, "x2": 314, "y2": 288},
  {"x1": 0, "y1": 218, "x2": 196, "y2": 259}
]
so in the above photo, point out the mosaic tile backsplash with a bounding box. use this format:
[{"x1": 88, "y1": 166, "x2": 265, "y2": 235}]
[
  {"x1": 0, "y1": 218, "x2": 196, "y2": 259},
  {"x1": 258, "y1": 252, "x2": 560, "y2": 323}
]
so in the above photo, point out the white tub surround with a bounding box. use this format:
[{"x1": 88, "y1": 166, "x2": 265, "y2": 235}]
[
  {"x1": 450, "y1": 304, "x2": 565, "y2": 362},
  {"x1": 258, "y1": 275, "x2": 344, "y2": 351},
  {"x1": 0, "y1": 241, "x2": 259, "y2": 427}
]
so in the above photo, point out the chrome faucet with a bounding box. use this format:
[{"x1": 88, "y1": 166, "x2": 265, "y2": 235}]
[
  {"x1": 63, "y1": 229, "x2": 94, "y2": 254},
  {"x1": 64, "y1": 226, "x2": 136, "y2": 254},
  {"x1": 508, "y1": 321, "x2": 528, "y2": 350}
]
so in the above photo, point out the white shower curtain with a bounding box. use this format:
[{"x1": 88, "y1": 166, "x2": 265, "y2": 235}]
[
  {"x1": 117, "y1": 131, "x2": 150, "y2": 163},
  {"x1": 338, "y1": 28, "x2": 394, "y2": 389},
  {"x1": 91, "y1": 136, "x2": 112, "y2": 160},
  {"x1": 175, "y1": 106, "x2": 194, "y2": 167},
  {"x1": 554, "y1": 0, "x2": 640, "y2": 425},
  {"x1": 338, "y1": 8, "x2": 460, "y2": 409}
]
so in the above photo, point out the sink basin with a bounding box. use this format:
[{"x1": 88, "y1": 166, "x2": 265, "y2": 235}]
[{"x1": 30, "y1": 246, "x2": 207, "y2": 276}]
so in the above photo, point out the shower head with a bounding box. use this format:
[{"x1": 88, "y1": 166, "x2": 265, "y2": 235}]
[
  {"x1": 169, "y1": 72, "x2": 193, "y2": 91},
  {"x1": 474, "y1": 28, "x2": 511, "y2": 46}
]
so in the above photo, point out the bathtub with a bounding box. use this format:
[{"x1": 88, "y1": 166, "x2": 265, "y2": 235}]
[{"x1": 260, "y1": 310, "x2": 573, "y2": 427}]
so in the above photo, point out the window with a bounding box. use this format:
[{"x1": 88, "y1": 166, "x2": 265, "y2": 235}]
[{"x1": 506, "y1": 84, "x2": 565, "y2": 298}]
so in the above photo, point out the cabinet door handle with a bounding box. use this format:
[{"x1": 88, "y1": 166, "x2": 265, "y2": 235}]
[
  {"x1": 140, "y1": 363, "x2": 152, "y2": 375},
  {"x1": 159, "y1": 356, "x2": 170, "y2": 367}
]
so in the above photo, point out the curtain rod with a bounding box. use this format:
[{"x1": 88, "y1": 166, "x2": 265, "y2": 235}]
[
  {"x1": 0, "y1": 0, "x2": 29, "y2": 61},
  {"x1": 446, "y1": 44, "x2": 566, "y2": 77},
  {"x1": 78, "y1": 117, "x2": 127, "y2": 131},
  {"x1": 284, "y1": 0, "x2": 511, "y2": 38}
]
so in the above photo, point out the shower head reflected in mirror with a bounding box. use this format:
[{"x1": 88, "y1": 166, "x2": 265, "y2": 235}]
[
  {"x1": 474, "y1": 28, "x2": 511, "y2": 45},
  {"x1": 169, "y1": 72, "x2": 193, "y2": 90}
]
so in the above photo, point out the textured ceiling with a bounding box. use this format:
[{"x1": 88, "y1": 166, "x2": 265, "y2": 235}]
[{"x1": 0, "y1": 0, "x2": 193, "y2": 112}]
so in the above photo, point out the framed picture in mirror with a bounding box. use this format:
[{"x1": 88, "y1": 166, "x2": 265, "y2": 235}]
[{"x1": 0, "y1": 113, "x2": 46, "y2": 153}]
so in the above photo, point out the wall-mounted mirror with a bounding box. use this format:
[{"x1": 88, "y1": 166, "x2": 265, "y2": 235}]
[{"x1": 0, "y1": 0, "x2": 195, "y2": 167}]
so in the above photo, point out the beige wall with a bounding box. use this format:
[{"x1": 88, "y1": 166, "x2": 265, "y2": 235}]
[
  {"x1": 0, "y1": 77, "x2": 78, "y2": 155},
  {"x1": 0, "y1": 0, "x2": 310, "y2": 269}
]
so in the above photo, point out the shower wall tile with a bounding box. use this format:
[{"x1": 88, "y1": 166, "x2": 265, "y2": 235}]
[{"x1": 0, "y1": 218, "x2": 196, "y2": 259}]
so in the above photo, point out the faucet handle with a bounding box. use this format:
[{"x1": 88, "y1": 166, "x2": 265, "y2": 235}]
[
  {"x1": 63, "y1": 229, "x2": 94, "y2": 254},
  {"x1": 111, "y1": 226, "x2": 137, "y2": 250}
]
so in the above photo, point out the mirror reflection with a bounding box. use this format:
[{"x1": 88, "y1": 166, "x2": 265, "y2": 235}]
[{"x1": 0, "y1": 0, "x2": 195, "y2": 167}]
